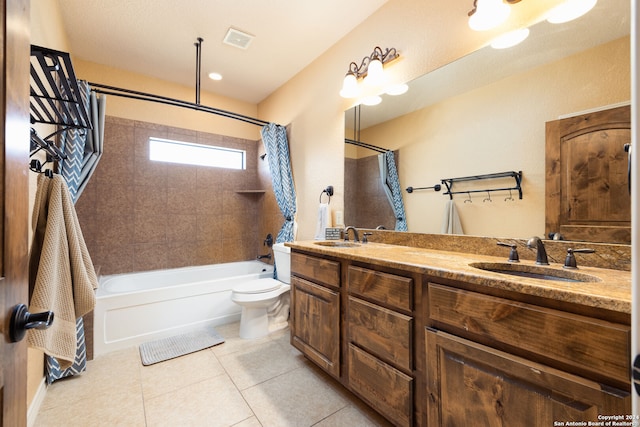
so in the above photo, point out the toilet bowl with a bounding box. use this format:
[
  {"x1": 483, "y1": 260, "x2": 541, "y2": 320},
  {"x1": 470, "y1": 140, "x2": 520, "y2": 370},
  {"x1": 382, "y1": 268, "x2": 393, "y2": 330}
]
[{"x1": 231, "y1": 243, "x2": 291, "y2": 339}]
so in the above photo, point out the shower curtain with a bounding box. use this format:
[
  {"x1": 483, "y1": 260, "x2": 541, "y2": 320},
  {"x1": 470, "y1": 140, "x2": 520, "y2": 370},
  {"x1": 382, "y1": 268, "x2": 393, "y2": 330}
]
[
  {"x1": 261, "y1": 123, "x2": 297, "y2": 245},
  {"x1": 378, "y1": 151, "x2": 408, "y2": 231},
  {"x1": 46, "y1": 81, "x2": 106, "y2": 384}
]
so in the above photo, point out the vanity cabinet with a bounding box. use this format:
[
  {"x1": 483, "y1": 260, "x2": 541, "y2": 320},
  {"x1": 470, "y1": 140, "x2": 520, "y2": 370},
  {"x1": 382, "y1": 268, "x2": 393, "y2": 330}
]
[
  {"x1": 290, "y1": 252, "x2": 341, "y2": 378},
  {"x1": 425, "y1": 282, "x2": 631, "y2": 426},
  {"x1": 346, "y1": 266, "x2": 415, "y2": 427}
]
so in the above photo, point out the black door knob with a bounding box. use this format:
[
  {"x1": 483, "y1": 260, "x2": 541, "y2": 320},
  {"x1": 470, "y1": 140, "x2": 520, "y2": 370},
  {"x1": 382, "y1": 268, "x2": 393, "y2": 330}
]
[{"x1": 9, "y1": 303, "x2": 54, "y2": 342}]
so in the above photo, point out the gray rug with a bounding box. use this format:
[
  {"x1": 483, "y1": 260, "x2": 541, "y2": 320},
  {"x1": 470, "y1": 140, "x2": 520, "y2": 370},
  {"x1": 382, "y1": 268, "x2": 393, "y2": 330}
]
[{"x1": 139, "y1": 326, "x2": 225, "y2": 366}]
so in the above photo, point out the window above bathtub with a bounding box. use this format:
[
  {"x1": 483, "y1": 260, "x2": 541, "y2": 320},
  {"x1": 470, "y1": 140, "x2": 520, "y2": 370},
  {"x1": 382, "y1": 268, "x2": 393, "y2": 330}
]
[{"x1": 149, "y1": 137, "x2": 246, "y2": 170}]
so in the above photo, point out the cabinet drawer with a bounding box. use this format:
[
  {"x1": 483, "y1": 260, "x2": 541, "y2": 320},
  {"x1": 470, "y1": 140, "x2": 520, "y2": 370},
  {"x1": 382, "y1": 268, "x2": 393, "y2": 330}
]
[
  {"x1": 428, "y1": 283, "x2": 630, "y2": 385},
  {"x1": 291, "y1": 252, "x2": 340, "y2": 289},
  {"x1": 348, "y1": 344, "x2": 413, "y2": 427},
  {"x1": 348, "y1": 265, "x2": 413, "y2": 312},
  {"x1": 348, "y1": 296, "x2": 412, "y2": 372}
]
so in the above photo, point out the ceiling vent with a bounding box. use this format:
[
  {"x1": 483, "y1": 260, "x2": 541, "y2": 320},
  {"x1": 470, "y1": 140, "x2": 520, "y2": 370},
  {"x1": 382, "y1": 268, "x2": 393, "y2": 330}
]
[{"x1": 223, "y1": 28, "x2": 254, "y2": 50}]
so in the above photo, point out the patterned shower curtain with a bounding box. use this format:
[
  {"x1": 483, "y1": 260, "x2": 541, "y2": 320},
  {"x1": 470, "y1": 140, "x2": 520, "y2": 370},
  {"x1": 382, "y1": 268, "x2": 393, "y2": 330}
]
[
  {"x1": 378, "y1": 151, "x2": 408, "y2": 231},
  {"x1": 261, "y1": 123, "x2": 297, "y2": 244},
  {"x1": 46, "y1": 80, "x2": 106, "y2": 384}
]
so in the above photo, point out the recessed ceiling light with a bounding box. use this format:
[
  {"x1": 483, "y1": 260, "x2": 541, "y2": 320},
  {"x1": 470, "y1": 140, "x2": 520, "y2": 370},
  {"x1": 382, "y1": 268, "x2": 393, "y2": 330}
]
[{"x1": 208, "y1": 72, "x2": 222, "y2": 81}]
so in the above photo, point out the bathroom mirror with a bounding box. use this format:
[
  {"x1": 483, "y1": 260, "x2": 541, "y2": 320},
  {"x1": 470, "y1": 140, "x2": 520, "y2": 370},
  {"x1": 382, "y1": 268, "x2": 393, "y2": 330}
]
[{"x1": 344, "y1": 0, "x2": 630, "y2": 241}]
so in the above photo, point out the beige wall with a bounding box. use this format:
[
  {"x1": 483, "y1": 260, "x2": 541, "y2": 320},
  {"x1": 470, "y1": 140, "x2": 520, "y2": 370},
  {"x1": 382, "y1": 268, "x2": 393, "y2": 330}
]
[
  {"x1": 26, "y1": 0, "x2": 588, "y2": 409},
  {"x1": 360, "y1": 36, "x2": 630, "y2": 238},
  {"x1": 28, "y1": 0, "x2": 72, "y2": 409},
  {"x1": 257, "y1": 0, "x2": 563, "y2": 240}
]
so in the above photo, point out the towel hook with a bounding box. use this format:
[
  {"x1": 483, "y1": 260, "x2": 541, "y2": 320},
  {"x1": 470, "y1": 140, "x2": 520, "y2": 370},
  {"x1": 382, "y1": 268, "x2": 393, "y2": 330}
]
[
  {"x1": 505, "y1": 189, "x2": 514, "y2": 202},
  {"x1": 483, "y1": 191, "x2": 492, "y2": 203},
  {"x1": 464, "y1": 192, "x2": 472, "y2": 203}
]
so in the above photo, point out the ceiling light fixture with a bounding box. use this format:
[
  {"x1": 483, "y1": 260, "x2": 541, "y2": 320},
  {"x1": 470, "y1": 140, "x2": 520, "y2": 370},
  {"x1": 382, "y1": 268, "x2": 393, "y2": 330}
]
[
  {"x1": 208, "y1": 72, "x2": 222, "y2": 81},
  {"x1": 468, "y1": 0, "x2": 522, "y2": 31},
  {"x1": 340, "y1": 46, "x2": 400, "y2": 98},
  {"x1": 546, "y1": 0, "x2": 597, "y2": 24}
]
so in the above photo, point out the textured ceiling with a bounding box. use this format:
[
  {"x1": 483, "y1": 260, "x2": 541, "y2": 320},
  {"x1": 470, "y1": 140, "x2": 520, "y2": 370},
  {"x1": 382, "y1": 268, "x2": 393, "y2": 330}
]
[{"x1": 57, "y1": 0, "x2": 389, "y2": 103}]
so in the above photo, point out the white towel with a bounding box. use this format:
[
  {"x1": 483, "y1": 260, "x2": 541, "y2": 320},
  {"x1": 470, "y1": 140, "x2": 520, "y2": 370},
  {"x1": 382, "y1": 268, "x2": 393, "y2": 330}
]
[
  {"x1": 314, "y1": 203, "x2": 331, "y2": 240},
  {"x1": 441, "y1": 200, "x2": 464, "y2": 235}
]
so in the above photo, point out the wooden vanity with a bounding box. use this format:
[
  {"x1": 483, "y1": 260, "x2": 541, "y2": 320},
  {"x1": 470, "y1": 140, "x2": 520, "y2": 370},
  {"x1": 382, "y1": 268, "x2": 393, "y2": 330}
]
[{"x1": 287, "y1": 240, "x2": 631, "y2": 427}]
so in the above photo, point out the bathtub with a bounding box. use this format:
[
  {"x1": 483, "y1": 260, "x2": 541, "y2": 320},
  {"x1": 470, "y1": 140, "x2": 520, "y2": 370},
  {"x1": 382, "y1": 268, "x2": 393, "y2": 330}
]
[{"x1": 94, "y1": 261, "x2": 274, "y2": 356}]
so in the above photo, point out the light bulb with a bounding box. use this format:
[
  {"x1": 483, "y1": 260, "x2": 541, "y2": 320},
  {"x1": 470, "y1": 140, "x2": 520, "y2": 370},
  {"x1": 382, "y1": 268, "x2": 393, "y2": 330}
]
[
  {"x1": 385, "y1": 83, "x2": 409, "y2": 96},
  {"x1": 361, "y1": 95, "x2": 382, "y2": 106},
  {"x1": 339, "y1": 73, "x2": 359, "y2": 98},
  {"x1": 365, "y1": 57, "x2": 384, "y2": 86},
  {"x1": 547, "y1": 0, "x2": 597, "y2": 24},
  {"x1": 491, "y1": 28, "x2": 530, "y2": 49},
  {"x1": 469, "y1": 0, "x2": 511, "y2": 31}
]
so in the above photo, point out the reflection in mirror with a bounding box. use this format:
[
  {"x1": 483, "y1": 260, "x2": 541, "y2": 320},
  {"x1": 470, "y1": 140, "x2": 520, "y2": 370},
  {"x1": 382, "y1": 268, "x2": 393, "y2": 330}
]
[
  {"x1": 344, "y1": 119, "x2": 403, "y2": 230},
  {"x1": 344, "y1": 0, "x2": 630, "y2": 243}
]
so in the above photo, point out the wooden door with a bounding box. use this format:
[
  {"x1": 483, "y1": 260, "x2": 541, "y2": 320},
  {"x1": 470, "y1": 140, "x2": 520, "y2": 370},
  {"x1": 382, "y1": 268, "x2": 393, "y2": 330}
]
[
  {"x1": 425, "y1": 329, "x2": 630, "y2": 426},
  {"x1": 1, "y1": 0, "x2": 31, "y2": 425},
  {"x1": 545, "y1": 105, "x2": 631, "y2": 243}
]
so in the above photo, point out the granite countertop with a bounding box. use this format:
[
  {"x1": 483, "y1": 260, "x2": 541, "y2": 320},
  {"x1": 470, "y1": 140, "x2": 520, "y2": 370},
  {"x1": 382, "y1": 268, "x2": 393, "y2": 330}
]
[{"x1": 286, "y1": 241, "x2": 632, "y2": 314}]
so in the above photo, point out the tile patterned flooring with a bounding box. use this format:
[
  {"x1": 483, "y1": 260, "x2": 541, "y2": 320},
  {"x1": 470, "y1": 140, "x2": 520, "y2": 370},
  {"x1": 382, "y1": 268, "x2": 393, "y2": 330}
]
[{"x1": 34, "y1": 323, "x2": 392, "y2": 427}]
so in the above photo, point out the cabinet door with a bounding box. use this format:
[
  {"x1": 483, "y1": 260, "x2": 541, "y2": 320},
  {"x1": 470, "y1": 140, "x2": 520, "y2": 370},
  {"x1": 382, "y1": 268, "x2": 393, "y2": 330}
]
[
  {"x1": 291, "y1": 276, "x2": 340, "y2": 378},
  {"x1": 426, "y1": 329, "x2": 630, "y2": 426}
]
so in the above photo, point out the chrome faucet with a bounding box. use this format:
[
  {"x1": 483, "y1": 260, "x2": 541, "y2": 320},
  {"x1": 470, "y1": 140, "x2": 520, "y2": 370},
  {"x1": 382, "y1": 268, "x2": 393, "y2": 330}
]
[
  {"x1": 344, "y1": 226, "x2": 360, "y2": 242},
  {"x1": 526, "y1": 236, "x2": 549, "y2": 265}
]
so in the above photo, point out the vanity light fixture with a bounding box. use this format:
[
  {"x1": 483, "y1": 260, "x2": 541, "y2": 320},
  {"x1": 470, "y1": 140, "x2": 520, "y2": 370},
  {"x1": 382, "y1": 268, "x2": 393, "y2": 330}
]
[
  {"x1": 339, "y1": 46, "x2": 400, "y2": 98},
  {"x1": 546, "y1": 0, "x2": 597, "y2": 24},
  {"x1": 490, "y1": 27, "x2": 530, "y2": 49},
  {"x1": 468, "y1": 0, "x2": 522, "y2": 31}
]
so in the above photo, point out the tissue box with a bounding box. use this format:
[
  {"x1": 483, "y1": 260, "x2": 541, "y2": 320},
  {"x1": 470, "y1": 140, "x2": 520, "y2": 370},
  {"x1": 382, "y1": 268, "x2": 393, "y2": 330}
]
[{"x1": 324, "y1": 227, "x2": 342, "y2": 240}]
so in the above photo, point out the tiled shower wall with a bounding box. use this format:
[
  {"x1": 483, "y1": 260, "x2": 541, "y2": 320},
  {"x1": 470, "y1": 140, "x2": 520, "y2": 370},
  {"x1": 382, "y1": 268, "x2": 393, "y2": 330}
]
[
  {"x1": 75, "y1": 116, "x2": 282, "y2": 275},
  {"x1": 344, "y1": 153, "x2": 396, "y2": 230}
]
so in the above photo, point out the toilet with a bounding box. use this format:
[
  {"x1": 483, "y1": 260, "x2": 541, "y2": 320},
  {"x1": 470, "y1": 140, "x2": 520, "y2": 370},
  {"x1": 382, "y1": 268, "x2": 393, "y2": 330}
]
[{"x1": 231, "y1": 243, "x2": 291, "y2": 339}]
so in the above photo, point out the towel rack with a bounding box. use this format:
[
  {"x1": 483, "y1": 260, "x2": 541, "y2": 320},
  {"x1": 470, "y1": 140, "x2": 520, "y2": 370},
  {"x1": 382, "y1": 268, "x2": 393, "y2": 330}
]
[
  {"x1": 441, "y1": 171, "x2": 523, "y2": 200},
  {"x1": 319, "y1": 185, "x2": 334, "y2": 203},
  {"x1": 30, "y1": 45, "x2": 92, "y2": 129},
  {"x1": 29, "y1": 45, "x2": 92, "y2": 177}
]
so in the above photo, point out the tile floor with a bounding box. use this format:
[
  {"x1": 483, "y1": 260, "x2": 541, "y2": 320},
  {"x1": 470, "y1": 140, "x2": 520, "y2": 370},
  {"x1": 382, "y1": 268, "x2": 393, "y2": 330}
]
[{"x1": 34, "y1": 323, "x2": 392, "y2": 427}]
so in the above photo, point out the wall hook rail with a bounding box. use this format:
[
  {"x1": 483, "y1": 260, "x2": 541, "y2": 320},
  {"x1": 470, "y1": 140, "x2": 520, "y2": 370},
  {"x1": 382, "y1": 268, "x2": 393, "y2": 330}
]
[{"x1": 441, "y1": 171, "x2": 523, "y2": 200}]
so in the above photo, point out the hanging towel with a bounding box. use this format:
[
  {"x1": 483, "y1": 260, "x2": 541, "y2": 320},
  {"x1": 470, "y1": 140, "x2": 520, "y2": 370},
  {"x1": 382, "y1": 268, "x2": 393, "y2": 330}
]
[
  {"x1": 28, "y1": 174, "x2": 98, "y2": 370},
  {"x1": 314, "y1": 203, "x2": 331, "y2": 240},
  {"x1": 440, "y1": 200, "x2": 464, "y2": 235}
]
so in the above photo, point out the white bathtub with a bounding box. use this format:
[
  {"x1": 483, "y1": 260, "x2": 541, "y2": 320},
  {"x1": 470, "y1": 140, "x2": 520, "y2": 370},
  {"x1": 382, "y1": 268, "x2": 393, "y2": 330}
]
[{"x1": 94, "y1": 261, "x2": 274, "y2": 356}]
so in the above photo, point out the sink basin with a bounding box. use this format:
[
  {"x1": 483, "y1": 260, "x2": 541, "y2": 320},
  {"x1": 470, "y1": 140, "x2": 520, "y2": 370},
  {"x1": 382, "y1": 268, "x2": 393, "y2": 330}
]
[
  {"x1": 314, "y1": 241, "x2": 361, "y2": 248},
  {"x1": 469, "y1": 262, "x2": 601, "y2": 283}
]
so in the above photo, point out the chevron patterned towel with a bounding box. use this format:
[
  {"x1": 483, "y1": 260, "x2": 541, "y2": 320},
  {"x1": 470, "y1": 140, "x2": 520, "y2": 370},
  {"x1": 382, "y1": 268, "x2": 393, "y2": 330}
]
[{"x1": 28, "y1": 174, "x2": 98, "y2": 370}]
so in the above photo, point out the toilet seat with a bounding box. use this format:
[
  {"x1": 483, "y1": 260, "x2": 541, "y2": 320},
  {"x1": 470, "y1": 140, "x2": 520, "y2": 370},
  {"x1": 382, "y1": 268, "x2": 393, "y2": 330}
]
[{"x1": 233, "y1": 278, "x2": 281, "y2": 294}]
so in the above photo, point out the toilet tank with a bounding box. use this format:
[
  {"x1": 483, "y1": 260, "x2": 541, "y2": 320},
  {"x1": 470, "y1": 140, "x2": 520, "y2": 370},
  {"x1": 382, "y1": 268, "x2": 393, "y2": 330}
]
[{"x1": 273, "y1": 243, "x2": 291, "y2": 284}]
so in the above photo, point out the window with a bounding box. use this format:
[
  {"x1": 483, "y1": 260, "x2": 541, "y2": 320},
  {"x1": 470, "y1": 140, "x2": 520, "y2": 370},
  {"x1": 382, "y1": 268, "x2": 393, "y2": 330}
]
[{"x1": 149, "y1": 137, "x2": 246, "y2": 170}]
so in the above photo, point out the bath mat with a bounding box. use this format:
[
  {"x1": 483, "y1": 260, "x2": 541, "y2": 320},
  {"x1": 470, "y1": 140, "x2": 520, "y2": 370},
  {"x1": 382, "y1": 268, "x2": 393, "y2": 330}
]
[{"x1": 139, "y1": 326, "x2": 225, "y2": 366}]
